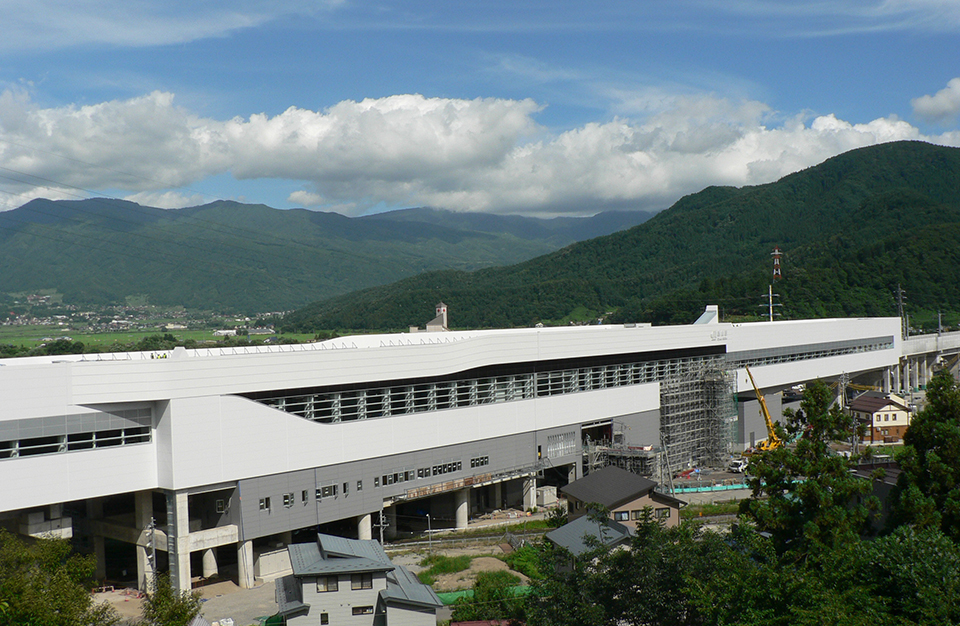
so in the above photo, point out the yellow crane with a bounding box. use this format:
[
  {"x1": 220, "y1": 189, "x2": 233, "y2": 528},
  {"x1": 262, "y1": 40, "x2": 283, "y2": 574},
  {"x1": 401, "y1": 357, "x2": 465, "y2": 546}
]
[{"x1": 745, "y1": 366, "x2": 784, "y2": 452}]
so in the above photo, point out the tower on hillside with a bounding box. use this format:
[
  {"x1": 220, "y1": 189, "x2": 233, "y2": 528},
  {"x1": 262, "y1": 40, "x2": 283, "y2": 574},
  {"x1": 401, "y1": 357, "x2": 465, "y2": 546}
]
[{"x1": 771, "y1": 247, "x2": 783, "y2": 280}]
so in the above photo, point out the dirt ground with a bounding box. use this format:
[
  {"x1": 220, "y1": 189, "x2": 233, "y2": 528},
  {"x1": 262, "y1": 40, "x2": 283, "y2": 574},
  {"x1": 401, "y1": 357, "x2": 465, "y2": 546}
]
[
  {"x1": 92, "y1": 587, "x2": 145, "y2": 625},
  {"x1": 389, "y1": 544, "x2": 530, "y2": 593}
]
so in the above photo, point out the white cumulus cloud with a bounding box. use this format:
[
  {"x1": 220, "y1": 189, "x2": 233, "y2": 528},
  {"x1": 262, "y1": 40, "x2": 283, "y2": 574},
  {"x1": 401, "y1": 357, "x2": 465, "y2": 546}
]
[
  {"x1": 912, "y1": 77, "x2": 960, "y2": 124},
  {"x1": 1, "y1": 89, "x2": 959, "y2": 216}
]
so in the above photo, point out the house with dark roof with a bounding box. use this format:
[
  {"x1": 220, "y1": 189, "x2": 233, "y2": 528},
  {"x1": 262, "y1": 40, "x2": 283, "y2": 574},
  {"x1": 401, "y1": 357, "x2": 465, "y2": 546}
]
[
  {"x1": 849, "y1": 392, "x2": 911, "y2": 443},
  {"x1": 544, "y1": 514, "x2": 633, "y2": 558},
  {"x1": 559, "y1": 466, "x2": 685, "y2": 528},
  {"x1": 275, "y1": 534, "x2": 443, "y2": 626}
]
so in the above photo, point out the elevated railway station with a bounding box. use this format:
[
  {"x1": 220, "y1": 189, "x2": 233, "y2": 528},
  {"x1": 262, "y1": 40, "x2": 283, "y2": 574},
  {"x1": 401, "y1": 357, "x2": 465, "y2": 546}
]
[{"x1": 1, "y1": 307, "x2": 945, "y2": 592}]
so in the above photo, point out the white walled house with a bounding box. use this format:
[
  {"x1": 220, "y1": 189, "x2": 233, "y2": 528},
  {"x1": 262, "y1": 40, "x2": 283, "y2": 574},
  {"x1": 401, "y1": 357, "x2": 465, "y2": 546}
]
[
  {"x1": 849, "y1": 392, "x2": 911, "y2": 443},
  {"x1": 276, "y1": 534, "x2": 442, "y2": 626}
]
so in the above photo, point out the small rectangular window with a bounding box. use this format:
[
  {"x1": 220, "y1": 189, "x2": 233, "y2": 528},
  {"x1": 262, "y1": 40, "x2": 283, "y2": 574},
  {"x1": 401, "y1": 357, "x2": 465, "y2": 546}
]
[
  {"x1": 320, "y1": 613, "x2": 329, "y2": 625},
  {"x1": 357, "y1": 480, "x2": 362, "y2": 492},
  {"x1": 351, "y1": 572, "x2": 373, "y2": 590},
  {"x1": 631, "y1": 510, "x2": 643, "y2": 520},
  {"x1": 316, "y1": 488, "x2": 322, "y2": 501},
  {"x1": 259, "y1": 497, "x2": 270, "y2": 511},
  {"x1": 317, "y1": 576, "x2": 339, "y2": 592},
  {"x1": 283, "y1": 493, "x2": 294, "y2": 508},
  {"x1": 654, "y1": 508, "x2": 670, "y2": 519},
  {"x1": 352, "y1": 606, "x2": 374, "y2": 615},
  {"x1": 613, "y1": 511, "x2": 629, "y2": 521},
  {"x1": 302, "y1": 490, "x2": 308, "y2": 504},
  {"x1": 344, "y1": 482, "x2": 349, "y2": 495},
  {"x1": 216, "y1": 499, "x2": 226, "y2": 514},
  {"x1": 374, "y1": 476, "x2": 380, "y2": 488}
]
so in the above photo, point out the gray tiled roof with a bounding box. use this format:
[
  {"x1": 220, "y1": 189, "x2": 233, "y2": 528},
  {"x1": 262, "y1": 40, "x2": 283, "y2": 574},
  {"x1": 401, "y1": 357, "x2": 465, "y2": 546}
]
[
  {"x1": 560, "y1": 466, "x2": 658, "y2": 509},
  {"x1": 545, "y1": 515, "x2": 633, "y2": 557},
  {"x1": 380, "y1": 565, "x2": 444, "y2": 609},
  {"x1": 288, "y1": 533, "x2": 394, "y2": 576},
  {"x1": 275, "y1": 574, "x2": 309, "y2": 618}
]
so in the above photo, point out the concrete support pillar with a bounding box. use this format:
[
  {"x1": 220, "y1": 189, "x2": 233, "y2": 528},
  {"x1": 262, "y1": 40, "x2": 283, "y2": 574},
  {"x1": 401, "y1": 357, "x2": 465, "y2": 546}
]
[
  {"x1": 238, "y1": 540, "x2": 255, "y2": 589},
  {"x1": 568, "y1": 464, "x2": 577, "y2": 484},
  {"x1": 134, "y1": 491, "x2": 156, "y2": 592},
  {"x1": 202, "y1": 548, "x2": 219, "y2": 579},
  {"x1": 493, "y1": 483, "x2": 503, "y2": 510},
  {"x1": 522, "y1": 477, "x2": 537, "y2": 512},
  {"x1": 385, "y1": 506, "x2": 397, "y2": 541},
  {"x1": 279, "y1": 531, "x2": 293, "y2": 546},
  {"x1": 166, "y1": 490, "x2": 192, "y2": 593},
  {"x1": 357, "y1": 514, "x2": 372, "y2": 541},
  {"x1": 86, "y1": 499, "x2": 107, "y2": 581},
  {"x1": 455, "y1": 489, "x2": 469, "y2": 530}
]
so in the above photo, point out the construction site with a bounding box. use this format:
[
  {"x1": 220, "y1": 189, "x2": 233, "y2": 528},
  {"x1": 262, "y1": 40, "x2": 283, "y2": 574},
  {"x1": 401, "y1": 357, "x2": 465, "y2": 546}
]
[{"x1": 582, "y1": 354, "x2": 739, "y2": 487}]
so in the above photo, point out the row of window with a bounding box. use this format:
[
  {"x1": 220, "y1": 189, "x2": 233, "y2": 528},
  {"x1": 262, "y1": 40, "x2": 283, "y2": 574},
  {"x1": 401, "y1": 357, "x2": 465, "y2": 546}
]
[
  {"x1": 317, "y1": 607, "x2": 373, "y2": 624},
  {"x1": 374, "y1": 460, "x2": 465, "y2": 489},
  {"x1": 258, "y1": 339, "x2": 888, "y2": 425},
  {"x1": 259, "y1": 481, "x2": 365, "y2": 511},
  {"x1": 316, "y1": 573, "x2": 373, "y2": 592},
  {"x1": 0, "y1": 426, "x2": 151, "y2": 460},
  {"x1": 613, "y1": 508, "x2": 671, "y2": 521},
  {"x1": 258, "y1": 356, "x2": 708, "y2": 423},
  {"x1": 259, "y1": 456, "x2": 480, "y2": 513}
]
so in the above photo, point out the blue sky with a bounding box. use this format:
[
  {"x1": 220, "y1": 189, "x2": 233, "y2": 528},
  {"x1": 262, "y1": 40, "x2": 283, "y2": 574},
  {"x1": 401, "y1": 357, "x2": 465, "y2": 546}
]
[{"x1": 1, "y1": 1, "x2": 959, "y2": 217}]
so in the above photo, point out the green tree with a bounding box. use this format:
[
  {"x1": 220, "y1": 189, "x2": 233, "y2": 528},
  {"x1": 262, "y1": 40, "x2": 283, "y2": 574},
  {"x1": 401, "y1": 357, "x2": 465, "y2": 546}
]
[
  {"x1": 890, "y1": 367, "x2": 960, "y2": 540},
  {"x1": 137, "y1": 573, "x2": 202, "y2": 626},
  {"x1": 0, "y1": 529, "x2": 119, "y2": 626},
  {"x1": 740, "y1": 380, "x2": 878, "y2": 558}
]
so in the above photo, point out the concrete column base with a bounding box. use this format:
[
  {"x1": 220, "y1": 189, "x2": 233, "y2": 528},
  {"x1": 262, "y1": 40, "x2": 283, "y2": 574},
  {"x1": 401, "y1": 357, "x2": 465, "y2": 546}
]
[
  {"x1": 357, "y1": 514, "x2": 372, "y2": 540},
  {"x1": 238, "y1": 540, "x2": 255, "y2": 589},
  {"x1": 202, "y1": 548, "x2": 218, "y2": 579},
  {"x1": 455, "y1": 490, "x2": 469, "y2": 530}
]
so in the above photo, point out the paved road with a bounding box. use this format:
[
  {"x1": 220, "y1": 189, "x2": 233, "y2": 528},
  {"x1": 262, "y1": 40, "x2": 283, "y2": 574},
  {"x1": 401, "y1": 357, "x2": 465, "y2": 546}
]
[{"x1": 198, "y1": 579, "x2": 278, "y2": 626}]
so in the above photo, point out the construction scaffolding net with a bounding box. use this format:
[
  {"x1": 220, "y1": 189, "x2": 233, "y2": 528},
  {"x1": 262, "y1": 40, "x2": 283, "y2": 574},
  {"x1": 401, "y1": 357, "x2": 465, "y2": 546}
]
[{"x1": 658, "y1": 356, "x2": 736, "y2": 474}]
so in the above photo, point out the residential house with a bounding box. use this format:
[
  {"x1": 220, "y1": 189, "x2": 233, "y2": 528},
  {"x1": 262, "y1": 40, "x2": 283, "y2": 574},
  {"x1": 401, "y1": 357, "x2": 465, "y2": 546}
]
[
  {"x1": 559, "y1": 466, "x2": 685, "y2": 528},
  {"x1": 275, "y1": 534, "x2": 443, "y2": 626},
  {"x1": 544, "y1": 514, "x2": 633, "y2": 559},
  {"x1": 849, "y1": 392, "x2": 911, "y2": 443}
]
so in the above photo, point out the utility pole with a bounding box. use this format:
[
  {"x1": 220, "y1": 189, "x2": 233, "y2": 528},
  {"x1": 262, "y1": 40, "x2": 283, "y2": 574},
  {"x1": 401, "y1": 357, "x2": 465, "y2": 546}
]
[
  {"x1": 374, "y1": 510, "x2": 387, "y2": 545},
  {"x1": 147, "y1": 516, "x2": 157, "y2": 592},
  {"x1": 426, "y1": 514, "x2": 432, "y2": 553},
  {"x1": 895, "y1": 284, "x2": 908, "y2": 339}
]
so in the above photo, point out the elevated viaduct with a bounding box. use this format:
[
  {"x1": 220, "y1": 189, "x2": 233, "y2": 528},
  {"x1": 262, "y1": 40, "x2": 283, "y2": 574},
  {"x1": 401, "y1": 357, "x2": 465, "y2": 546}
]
[{"x1": 0, "y1": 307, "x2": 952, "y2": 591}]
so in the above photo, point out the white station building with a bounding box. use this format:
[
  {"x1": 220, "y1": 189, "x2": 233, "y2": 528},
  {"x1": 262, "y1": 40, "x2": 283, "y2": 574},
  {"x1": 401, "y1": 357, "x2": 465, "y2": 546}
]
[{"x1": 0, "y1": 307, "x2": 907, "y2": 591}]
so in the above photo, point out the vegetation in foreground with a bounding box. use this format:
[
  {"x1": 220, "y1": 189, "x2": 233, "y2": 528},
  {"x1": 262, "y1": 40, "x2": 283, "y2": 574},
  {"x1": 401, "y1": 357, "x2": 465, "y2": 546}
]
[
  {"x1": 6, "y1": 371, "x2": 960, "y2": 625},
  {"x1": 449, "y1": 371, "x2": 960, "y2": 625}
]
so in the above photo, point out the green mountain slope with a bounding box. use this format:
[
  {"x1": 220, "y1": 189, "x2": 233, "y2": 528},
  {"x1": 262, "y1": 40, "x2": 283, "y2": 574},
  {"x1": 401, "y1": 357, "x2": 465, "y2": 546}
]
[
  {"x1": 0, "y1": 199, "x2": 650, "y2": 312},
  {"x1": 282, "y1": 141, "x2": 960, "y2": 331}
]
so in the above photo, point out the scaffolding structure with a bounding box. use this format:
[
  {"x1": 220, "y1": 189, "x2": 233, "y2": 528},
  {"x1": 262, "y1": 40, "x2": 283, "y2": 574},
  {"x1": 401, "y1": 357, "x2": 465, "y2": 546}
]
[
  {"x1": 658, "y1": 356, "x2": 735, "y2": 472},
  {"x1": 581, "y1": 355, "x2": 736, "y2": 480},
  {"x1": 583, "y1": 441, "x2": 660, "y2": 478}
]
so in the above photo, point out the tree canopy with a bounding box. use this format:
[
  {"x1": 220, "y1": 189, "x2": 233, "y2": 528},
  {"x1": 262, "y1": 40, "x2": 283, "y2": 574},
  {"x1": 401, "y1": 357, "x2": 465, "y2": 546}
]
[{"x1": 0, "y1": 529, "x2": 119, "y2": 626}]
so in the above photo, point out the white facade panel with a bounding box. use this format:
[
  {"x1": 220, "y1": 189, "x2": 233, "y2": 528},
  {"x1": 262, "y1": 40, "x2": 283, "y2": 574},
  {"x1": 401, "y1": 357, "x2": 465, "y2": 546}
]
[
  {"x1": 161, "y1": 382, "x2": 662, "y2": 491},
  {"x1": 0, "y1": 444, "x2": 156, "y2": 511}
]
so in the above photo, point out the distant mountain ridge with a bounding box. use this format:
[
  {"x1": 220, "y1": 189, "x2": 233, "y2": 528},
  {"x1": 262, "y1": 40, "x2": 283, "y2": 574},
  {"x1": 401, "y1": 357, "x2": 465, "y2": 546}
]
[
  {"x1": 0, "y1": 199, "x2": 653, "y2": 312},
  {"x1": 281, "y1": 140, "x2": 960, "y2": 331}
]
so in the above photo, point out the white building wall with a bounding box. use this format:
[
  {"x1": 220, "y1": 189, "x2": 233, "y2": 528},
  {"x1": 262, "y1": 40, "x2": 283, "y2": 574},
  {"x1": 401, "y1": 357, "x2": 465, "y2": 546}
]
[
  {"x1": 0, "y1": 443, "x2": 157, "y2": 512},
  {"x1": 161, "y1": 383, "x2": 660, "y2": 491}
]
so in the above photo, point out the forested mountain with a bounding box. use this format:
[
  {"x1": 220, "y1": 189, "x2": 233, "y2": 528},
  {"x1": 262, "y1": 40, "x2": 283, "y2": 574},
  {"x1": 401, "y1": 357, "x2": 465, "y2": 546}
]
[
  {"x1": 281, "y1": 141, "x2": 960, "y2": 332},
  {"x1": 0, "y1": 199, "x2": 651, "y2": 312}
]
